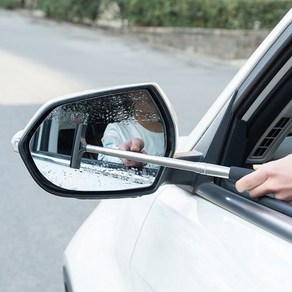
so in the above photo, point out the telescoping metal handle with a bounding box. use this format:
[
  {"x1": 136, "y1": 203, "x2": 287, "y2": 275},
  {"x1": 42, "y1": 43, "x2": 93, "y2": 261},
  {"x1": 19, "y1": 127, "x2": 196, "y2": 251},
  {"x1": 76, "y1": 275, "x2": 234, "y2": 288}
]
[{"x1": 86, "y1": 144, "x2": 253, "y2": 182}]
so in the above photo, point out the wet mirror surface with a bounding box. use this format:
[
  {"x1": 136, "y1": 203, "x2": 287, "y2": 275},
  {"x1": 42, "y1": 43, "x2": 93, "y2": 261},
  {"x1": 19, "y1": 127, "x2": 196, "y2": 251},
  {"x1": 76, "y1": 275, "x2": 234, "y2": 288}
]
[{"x1": 29, "y1": 90, "x2": 166, "y2": 191}]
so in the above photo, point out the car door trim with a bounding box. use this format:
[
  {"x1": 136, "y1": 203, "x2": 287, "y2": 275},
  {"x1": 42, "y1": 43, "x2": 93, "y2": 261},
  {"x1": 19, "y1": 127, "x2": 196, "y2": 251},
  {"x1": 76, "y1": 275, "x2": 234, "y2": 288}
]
[{"x1": 196, "y1": 182, "x2": 292, "y2": 243}]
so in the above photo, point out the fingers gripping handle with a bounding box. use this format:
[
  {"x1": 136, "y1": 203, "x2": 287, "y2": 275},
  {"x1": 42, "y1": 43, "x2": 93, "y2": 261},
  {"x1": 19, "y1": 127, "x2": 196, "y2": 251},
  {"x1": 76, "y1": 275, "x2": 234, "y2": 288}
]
[{"x1": 229, "y1": 167, "x2": 253, "y2": 182}]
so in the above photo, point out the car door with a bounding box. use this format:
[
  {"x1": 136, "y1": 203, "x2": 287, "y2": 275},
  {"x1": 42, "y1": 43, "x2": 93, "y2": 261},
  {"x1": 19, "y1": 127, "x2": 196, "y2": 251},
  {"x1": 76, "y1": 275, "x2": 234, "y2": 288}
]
[{"x1": 129, "y1": 10, "x2": 292, "y2": 292}]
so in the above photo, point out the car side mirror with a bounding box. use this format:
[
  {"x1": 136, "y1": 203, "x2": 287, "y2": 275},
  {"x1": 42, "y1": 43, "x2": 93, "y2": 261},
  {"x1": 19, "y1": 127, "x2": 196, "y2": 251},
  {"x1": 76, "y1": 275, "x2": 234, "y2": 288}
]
[{"x1": 14, "y1": 83, "x2": 178, "y2": 199}]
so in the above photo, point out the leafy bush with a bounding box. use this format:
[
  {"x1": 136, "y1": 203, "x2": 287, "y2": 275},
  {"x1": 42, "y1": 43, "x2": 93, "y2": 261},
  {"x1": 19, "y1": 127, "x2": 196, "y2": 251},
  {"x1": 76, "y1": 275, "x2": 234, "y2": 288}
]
[
  {"x1": 35, "y1": 0, "x2": 99, "y2": 23},
  {"x1": 2, "y1": 0, "x2": 292, "y2": 29},
  {"x1": 114, "y1": 0, "x2": 203, "y2": 27},
  {"x1": 0, "y1": 0, "x2": 22, "y2": 9},
  {"x1": 116, "y1": 0, "x2": 292, "y2": 29}
]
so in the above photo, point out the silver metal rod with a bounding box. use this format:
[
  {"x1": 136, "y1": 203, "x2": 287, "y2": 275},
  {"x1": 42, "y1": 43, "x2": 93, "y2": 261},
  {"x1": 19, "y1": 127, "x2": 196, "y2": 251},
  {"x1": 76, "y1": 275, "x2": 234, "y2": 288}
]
[{"x1": 86, "y1": 144, "x2": 230, "y2": 179}]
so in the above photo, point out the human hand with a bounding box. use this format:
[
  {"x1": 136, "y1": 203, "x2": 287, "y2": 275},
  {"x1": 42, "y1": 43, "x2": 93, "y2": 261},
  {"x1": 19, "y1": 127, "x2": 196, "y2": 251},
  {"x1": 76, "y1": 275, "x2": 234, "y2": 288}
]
[
  {"x1": 235, "y1": 154, "x2": 292, "y2": 202},
  {"x1": 119, "y1": 138, "x2": 147, "y2": 168}
]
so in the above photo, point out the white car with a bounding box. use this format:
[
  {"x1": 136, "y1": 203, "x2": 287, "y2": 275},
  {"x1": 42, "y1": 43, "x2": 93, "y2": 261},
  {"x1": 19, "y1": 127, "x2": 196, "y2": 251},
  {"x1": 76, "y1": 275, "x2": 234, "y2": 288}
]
[{"x1": 13, "y1": 9, "x2": 292, "y2": 292}]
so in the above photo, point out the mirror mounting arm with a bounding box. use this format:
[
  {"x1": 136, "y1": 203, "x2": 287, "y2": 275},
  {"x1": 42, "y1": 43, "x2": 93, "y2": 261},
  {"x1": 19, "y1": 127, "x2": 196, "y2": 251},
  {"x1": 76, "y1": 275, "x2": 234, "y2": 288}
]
[{"x1": 70, "y1": 123, "x2": 87, "y2": 169}]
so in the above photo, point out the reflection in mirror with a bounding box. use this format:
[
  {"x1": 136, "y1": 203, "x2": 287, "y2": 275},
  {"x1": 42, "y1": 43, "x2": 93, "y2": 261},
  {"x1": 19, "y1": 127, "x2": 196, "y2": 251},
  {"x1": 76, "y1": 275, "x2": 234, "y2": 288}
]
[{"x1": 29, "y1": 90, "x2": 166, "y2": 192}]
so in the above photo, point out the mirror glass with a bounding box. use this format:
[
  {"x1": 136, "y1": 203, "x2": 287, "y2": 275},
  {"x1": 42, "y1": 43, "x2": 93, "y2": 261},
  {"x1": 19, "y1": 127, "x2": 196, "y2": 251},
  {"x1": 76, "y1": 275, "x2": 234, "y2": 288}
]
[{"x1": 29, "y1": 89, "x2": 166, "y2": 192}]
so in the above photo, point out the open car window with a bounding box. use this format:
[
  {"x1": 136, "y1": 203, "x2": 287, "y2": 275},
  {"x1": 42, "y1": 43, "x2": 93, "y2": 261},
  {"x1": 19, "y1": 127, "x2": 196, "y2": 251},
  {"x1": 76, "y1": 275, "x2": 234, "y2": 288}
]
[{"x1": 216, "y1": 24, "x2": 292, "y2": 217}]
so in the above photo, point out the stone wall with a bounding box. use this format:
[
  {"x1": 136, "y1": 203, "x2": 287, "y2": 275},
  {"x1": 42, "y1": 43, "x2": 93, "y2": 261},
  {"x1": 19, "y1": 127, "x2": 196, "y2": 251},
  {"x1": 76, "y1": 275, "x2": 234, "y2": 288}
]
[{"x1": 114, "y1": 25, "x2": 270, "y2": 60}]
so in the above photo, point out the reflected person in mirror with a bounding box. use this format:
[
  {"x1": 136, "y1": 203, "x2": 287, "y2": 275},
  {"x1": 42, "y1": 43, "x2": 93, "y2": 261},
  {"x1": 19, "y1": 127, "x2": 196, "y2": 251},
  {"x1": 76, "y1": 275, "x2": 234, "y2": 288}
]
[
  {"x1": 236, "y1": 154, "x2": 292, "y2": 203},
  {"x1": 99, "y1": 95, "x2": 165, "y2": 168}
]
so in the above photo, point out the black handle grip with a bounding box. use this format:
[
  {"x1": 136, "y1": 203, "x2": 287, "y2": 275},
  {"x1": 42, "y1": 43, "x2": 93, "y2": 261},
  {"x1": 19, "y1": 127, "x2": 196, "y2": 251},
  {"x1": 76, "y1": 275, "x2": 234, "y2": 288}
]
[{"x1": 229, "y1": 166, "x2": 253, "y2": 182}]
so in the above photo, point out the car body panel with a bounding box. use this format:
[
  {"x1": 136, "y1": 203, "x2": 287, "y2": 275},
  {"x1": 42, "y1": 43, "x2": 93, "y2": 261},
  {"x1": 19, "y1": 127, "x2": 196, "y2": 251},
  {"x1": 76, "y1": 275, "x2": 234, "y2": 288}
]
[
  {"x1": 65, "y1": 184, "x2": 292, "y2": 292},
  {"x1": 64, "y1": 192, "x2": 159, "y2": 292},
  {"x1": 131, "y1": 185, "x2": 292, "y2": 292}
]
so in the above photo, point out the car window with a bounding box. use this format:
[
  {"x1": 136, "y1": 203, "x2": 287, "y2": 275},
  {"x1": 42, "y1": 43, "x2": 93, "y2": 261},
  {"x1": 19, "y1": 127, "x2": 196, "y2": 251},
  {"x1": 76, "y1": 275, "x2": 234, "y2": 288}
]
[{"x1": 215, "y1": 27, "x2": 292, "y2": 217}]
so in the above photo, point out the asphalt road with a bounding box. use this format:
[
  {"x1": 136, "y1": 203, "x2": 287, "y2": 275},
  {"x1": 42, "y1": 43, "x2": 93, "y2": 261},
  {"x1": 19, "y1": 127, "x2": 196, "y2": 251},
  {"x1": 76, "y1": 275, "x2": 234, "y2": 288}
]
[{"x1": 0, "y1": 9, "x2": 239, "y2": 292}]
